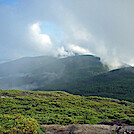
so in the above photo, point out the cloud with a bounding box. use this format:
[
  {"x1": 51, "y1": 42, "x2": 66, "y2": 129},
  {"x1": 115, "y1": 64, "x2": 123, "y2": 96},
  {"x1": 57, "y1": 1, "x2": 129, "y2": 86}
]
[
  {"x1": 68, "y1": 44, "x2": 93, "y2": 55},
  {"x1": 0, "y1": 0, "x2": 134, "y2": 68},
  {"x1": 29, "y1": 23, "x2": 53, "y2": 53},
  {"x1": 56, "y1": 46, "x2": 73, "y2": 57},
  {"x1": 59, "y1": 0, "x2": 134, "y2": 68}
]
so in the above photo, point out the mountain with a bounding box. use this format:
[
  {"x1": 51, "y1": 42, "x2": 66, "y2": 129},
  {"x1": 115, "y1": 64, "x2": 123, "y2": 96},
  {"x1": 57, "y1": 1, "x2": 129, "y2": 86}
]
[
  {"x1": 65, "y1": 67, "x2": 134, "y2": 102},
  {"x1": 0, "y1": 55, "x2": 108, "y2": 90},
  {"x1": 0, "y1": 54, "x2": 134, "y2": 102},
  {"x1": 0, "y1": 56, "x2": 57, "y2": 76},
  {"x1": 0, "y1": 59, "x2": 11, "y2": 64},
  {"x1": 38, "y1": 55, "x2": 109, "y2": 90}
]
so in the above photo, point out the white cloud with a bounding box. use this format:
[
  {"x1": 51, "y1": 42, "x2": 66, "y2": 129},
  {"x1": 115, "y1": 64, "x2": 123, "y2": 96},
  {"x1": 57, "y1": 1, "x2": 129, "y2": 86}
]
[
  {"x1": 56, "y1": 46, "x2": 74, "y2": 57},
  {"x1": 29, "y1": 23, "x2": 53, "y2": 54},
  {"x1": 68, "y1": 44, "x2": 93, "y2": 55},
  {"x1": 103, "y1": 58, "x2": 122, "y2": 70}
]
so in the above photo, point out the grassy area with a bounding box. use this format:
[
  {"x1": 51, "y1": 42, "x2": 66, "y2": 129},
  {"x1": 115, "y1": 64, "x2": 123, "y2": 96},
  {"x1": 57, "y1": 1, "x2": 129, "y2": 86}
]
[{"x1": 0, "y1": 89, "x2": 134, "y2": 133}]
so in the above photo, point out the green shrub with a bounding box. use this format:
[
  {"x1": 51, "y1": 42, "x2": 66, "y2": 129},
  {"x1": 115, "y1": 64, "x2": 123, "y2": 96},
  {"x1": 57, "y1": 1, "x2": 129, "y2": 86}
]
[
  {"x1": 0, "y1": 90, "x2": 134, "y2": 127},
  {"x1": 0, "y1": 114, "x2": 39, "y2": 134}
]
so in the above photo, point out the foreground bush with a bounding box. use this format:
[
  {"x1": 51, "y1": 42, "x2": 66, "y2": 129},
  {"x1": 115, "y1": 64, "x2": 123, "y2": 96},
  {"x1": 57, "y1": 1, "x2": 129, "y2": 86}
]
[{"x1": 0, "y1": 114, "x2": 39, "y2": 134}]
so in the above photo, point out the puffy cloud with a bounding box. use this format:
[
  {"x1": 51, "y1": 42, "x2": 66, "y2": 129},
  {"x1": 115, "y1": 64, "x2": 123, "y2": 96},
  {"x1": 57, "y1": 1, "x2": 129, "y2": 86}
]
[{"x1": 29, "y1": 23, "x2": 53, "y2": 53}]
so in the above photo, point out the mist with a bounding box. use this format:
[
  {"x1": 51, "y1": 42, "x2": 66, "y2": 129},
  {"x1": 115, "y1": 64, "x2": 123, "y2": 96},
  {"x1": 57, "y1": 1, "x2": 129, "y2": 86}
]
[{"x1": 0, "y1": 0, "x2": 134, "y2": 68}]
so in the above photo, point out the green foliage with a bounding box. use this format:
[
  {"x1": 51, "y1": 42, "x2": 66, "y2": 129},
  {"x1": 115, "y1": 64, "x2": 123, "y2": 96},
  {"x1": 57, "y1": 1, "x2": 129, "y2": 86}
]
[
  {"x1": 0, "y1": 90, "x2": 134, "y2": 131},
  {"x1": 0, "y1": 114, "x2": 39, "y2": 134}
]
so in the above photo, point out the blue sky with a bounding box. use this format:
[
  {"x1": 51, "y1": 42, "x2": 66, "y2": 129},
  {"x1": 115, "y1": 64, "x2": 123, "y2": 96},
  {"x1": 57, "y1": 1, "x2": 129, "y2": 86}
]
[
  {"x1": 0, "y1": 0, "x2": 19, "y2": 6},
  {"x1": 40, "y1": 22, "x2": 64, "y2": 46}
]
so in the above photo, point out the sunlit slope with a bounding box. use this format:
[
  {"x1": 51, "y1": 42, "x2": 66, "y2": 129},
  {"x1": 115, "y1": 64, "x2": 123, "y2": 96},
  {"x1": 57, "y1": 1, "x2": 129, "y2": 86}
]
[{"x1": 0, "y1": 90, "x2": 134, "y2": 126}]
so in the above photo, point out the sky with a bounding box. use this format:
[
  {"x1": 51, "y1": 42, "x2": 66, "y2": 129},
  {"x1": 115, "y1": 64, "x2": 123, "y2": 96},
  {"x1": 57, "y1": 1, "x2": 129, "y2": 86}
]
[{"x1": 0, "y1": 0, "x2": 134, "y2": 68}]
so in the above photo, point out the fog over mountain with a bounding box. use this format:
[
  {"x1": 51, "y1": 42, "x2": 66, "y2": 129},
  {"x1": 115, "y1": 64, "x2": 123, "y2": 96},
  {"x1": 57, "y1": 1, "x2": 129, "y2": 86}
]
[{"x1": 0, "y1": 0, "x2": 134, "y2": 68}]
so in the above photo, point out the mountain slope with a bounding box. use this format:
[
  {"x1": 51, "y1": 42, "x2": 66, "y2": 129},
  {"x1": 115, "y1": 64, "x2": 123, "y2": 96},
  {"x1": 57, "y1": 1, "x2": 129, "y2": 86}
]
[
  {"x1": 0, "y1": 55, "x2": 108, "y2": 90},
  {"x1": 0, "y1": 56, "x2": 57, "y2": 76},
  {"x1": 65, "y1": 67, "x2": 134, "y2": 102}
]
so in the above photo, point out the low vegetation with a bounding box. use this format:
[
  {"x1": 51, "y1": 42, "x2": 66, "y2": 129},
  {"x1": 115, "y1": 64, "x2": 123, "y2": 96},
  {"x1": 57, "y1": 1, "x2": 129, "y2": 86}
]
[
  {"x1": 0, "y1": 90, "x2": 134, "y2": 133},
  {"x1": 0, "y1": 114, "x2": 39, "y2": 134}
]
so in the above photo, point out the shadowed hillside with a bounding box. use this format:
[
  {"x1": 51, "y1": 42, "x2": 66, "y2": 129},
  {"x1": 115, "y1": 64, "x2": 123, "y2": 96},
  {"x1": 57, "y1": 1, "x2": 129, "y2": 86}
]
[{"x1": 64, "y1": 67, "x2": 134, "y2": 102}]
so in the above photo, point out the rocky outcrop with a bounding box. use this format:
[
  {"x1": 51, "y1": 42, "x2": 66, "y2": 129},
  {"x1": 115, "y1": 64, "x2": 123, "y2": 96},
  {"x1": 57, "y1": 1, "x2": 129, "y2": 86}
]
[{"x1": 40, "y1": 124, "x2": 134, "y2": 134}]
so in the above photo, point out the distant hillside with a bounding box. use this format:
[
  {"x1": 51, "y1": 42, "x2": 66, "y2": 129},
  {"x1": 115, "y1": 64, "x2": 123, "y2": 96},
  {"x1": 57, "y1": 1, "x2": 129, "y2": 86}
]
[
  {"x1": 0, "y1": 55, "x2": 108, "y2": 90},
  {"x1": 0, "y1": 56, "x2": 57, "y2": 76},
  {"x1": 0, "y1": 90, "x2": 134, "y2": 133}
]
